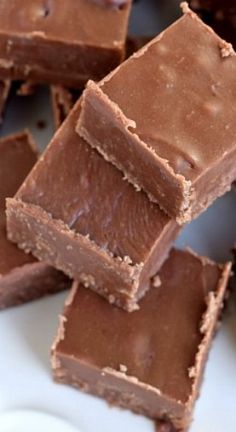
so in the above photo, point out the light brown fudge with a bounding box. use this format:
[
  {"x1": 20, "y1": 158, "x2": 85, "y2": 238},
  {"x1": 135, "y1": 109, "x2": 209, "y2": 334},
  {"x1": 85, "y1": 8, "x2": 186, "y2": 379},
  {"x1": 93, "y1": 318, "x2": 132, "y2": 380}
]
[
  {"x1": 77, "y1": 4, "x2": 236, "y2": 223},
  {"x1": 52, "y1": 249, "x2": 231, "y2": 430},
  {"x1": 6, "y1": 100, "x2": 179, "y2": 312},
  {"x1": 0, "y1": 0, "x2": 132, "y2": 88},
  {"x1": 0, "y1": 131, "x2": 69, "y2": 309}
]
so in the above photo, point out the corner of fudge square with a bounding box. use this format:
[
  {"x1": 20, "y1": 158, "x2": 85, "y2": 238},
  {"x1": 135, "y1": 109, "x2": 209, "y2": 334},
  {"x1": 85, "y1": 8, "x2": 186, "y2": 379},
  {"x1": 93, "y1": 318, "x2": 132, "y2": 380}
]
[
  {"x1": 77, "y1": 3, "x2": 236, "y2": 223},
  {"x1": 0, "y1": 0, "x2": 132, "y2": 87},
  {"x1": 51, "y1": 249, "x2": 231, "y2": 430},
  {"x1": 6, "y1": 99, "x2": 180, "y2": 312}
]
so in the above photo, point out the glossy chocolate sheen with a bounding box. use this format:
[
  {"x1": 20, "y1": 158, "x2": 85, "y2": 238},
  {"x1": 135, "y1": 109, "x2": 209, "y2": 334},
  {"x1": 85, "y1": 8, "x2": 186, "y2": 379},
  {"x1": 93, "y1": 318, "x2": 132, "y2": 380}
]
[
  {"x1": 52, "y1": 249, "x2": 231, "y2": 429},
  {"x1": 78, "y1": 5, "x2": 236, "y2": 222},
  {"x1": 0, "y1": 0, "x2": 132, "y2": 87},
  {"x1": 0, "y1": 132, "x2": 69, "y2": 309},
  {"x1": 6, "y1": 100, "x2": 179, "y2": 311},
  {"x1": 190, "y1": 0, "x2": 236, "y2": 48}
]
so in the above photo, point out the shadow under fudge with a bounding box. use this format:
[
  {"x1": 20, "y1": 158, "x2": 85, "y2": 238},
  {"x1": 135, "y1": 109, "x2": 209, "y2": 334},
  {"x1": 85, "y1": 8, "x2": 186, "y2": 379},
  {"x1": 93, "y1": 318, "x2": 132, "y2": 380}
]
[
  {"x1": 50, "y1": 86, "x2": 81, "y2": 130},
  {"x1": 52, "y1": 249, "x2": 231, "y2": 431},
  {"x1": 189, "y1": 0, "x2": 236, "y2": 49},
  {"x1": 0, "y1": 0, "x2": 132, "y2": 88},
  {"x1": 0, "y1": 132, "x2": 69, "y2": 309},
  {"x1": 6, "y1": 100, "x2": 180, "y2": 312},
  {"x1": 77, "y1": 4, "x2": 236, "y2": 223},
  {"x1": 0, "y1": 79, "x2": 10, "y2": 123}
]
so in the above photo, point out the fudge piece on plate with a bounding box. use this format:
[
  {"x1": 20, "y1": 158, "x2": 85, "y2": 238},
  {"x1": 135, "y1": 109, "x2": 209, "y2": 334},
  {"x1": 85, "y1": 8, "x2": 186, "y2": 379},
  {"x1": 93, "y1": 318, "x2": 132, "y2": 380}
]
[{"x1": 52, "y1": 248, "x2": 231, "y2": 430}]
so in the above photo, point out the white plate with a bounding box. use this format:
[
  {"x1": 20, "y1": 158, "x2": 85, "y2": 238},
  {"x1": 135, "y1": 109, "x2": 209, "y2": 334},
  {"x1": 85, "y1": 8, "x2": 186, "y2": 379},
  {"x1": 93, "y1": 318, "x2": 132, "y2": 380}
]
[
  {"x1": 0, "y1": 1, "x2": 236, "y2": 431},
  {"x1": 0, "y1": 410, "x2": 80, "y2": 432}
]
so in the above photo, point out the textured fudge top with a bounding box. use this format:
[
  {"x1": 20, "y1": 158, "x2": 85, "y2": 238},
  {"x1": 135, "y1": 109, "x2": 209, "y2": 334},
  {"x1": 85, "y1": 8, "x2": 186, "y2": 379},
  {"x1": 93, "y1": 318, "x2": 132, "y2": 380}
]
[
  {"x1": 16, "y1": 101, "x2": 174, "y2": 265},
  {"x1": 0, "y1": 132, "x2": 37, "y2": 275},
  {"x1": 0, "y1": 0, "x2": 131, "y2": 47},
  {"x1": 96, "y1": 5, "x2": 236, "y2": 181},
  {"x1": 55, "y1": 249, "x2": 228, "y2": 403}
]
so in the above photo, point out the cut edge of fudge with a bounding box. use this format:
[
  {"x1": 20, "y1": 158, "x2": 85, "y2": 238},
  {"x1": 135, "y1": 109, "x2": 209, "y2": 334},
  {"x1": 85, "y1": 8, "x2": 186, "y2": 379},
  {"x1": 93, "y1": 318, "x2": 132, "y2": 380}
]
[
  {"x1": 78, "y1": 79, "x2": 193, "y2": 220},
  {"x1": 0, "y1": 0, "x2": 132, "y2": 88},
  {"x1": 0, "y1": 0, "x2": 132, "y2": 50},
  {"x1": 6, "y1": 196, "x2": 179, "y2": 311},
  {"x1": 0, "y1": 131, "x2": 70, "y2": 309},
  {"x1": 0, "y1": 260, "x2": 69, "y2": 310},
  {"x1": 0, "y1": 128, "x2": 39, "y2": 156},
  {"x1": 6, "y1": 99, "x2": 180, "y2": 312},
  {"x1": 77, "y1": 2, "x2": 236, "y2": 223},
  {"x1": 51, "y1": 248, "x2": 231, "y2": 429}
]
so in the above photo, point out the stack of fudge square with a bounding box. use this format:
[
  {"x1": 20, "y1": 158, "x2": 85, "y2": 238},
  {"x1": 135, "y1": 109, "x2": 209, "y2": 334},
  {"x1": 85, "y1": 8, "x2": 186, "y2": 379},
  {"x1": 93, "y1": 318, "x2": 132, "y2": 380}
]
[{"x1": 0, "y1": 0, "x2": 235, "y2": 430}]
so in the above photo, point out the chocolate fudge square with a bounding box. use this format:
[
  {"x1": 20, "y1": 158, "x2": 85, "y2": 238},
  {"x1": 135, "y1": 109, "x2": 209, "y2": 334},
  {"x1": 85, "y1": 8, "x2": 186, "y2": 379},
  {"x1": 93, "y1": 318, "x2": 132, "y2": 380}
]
[
  {"x1": 0, "y1": 0, "x2": 132, "y2": 88},
  {"x1": 0, "y1": 132, "x2": 69, "y2": 309},
  {"x1": 77, "y1": 4, "x2": 236, "y2": 223},
  {"x1": 52, "y1": 249, "x2": 231, "y2": 431},
  {"x1": 6, "y1": 101, "x2": 179, "y2": 312}
]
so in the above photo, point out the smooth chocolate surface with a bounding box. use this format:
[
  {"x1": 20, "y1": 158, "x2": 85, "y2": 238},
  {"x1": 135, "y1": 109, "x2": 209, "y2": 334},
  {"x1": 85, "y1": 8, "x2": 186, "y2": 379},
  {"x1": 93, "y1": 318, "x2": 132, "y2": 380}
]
[
  {"x1": 0, "y1": 80, "x2": 10, "y2": 122},
  {"x1": 190, "y1": 0, "x2": 236, "y2": 48},
  {"x1": 52, "y1": 249, "x2": 231, "y2": 430},
  {"x1": 78, "y1": 4, "x2": 236, "y2": 223},
  {"x1": 0, "y1": 132, "x2": 69, "y2": 309},
  {"x1": 0, "y1": 0, "x2": 132, "y2": 87},
  {"x1": 6, "y1": 100, "x2": 179, "y2": 311}
]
